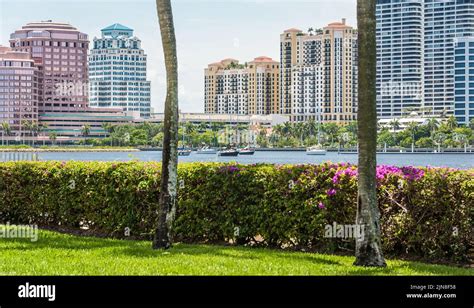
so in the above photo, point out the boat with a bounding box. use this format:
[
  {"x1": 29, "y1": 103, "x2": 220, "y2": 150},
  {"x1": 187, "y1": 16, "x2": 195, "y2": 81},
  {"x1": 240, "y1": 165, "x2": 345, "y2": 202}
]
[
  {"x1": 306, "y1": 145, "x2": 327, "y2": 155},
  {"x1": 196, "y1": 146, "x2": 217, "y2": 154},
  {"x1": 178, "y1": 149, "x2": 192, "y2": 156},
  {"x1": 238, "y1": 147, "x2": 255, "y2": 155},
  {"x1": 218, "y1": 149, "x2": 239, "y2": 157}
]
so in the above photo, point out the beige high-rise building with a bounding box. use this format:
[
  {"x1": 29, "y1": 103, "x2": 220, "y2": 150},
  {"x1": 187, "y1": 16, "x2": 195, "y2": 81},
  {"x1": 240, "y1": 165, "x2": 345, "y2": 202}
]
[
  {"x1": 204, "y1": 57, "x2": 279, "y2": 115},
  {"x1": 281, "y1": 19, "x2": 358, "y2": 123},
  {"x1": 280, "y1": 28, "x2": 302, "y2": 115}
]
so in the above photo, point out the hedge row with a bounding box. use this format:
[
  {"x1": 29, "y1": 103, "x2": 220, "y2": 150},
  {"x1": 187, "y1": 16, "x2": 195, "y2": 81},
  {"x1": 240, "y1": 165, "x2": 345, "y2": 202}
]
[{"x1": 0, "y1": 161, "x2": 472, "y2": 264}]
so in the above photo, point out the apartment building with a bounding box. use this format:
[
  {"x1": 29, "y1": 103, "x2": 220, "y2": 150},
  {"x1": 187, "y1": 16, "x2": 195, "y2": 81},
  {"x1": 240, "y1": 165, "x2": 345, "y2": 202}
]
[
  {"x1": 454, "y1": 37, "x2": 474, "y2": 125},
  {"x1": 376, "y1": 0, "x2": 424, "y2": 118},
  {"x1": 281, "y1": 19, "x2": 358, "y2": 123},
  {"x1": 376, "y1": 0, "x2": 474, "y2": 122},
  {"x1": 204, "y1": 57, "x2": 279, "y2": 115}
]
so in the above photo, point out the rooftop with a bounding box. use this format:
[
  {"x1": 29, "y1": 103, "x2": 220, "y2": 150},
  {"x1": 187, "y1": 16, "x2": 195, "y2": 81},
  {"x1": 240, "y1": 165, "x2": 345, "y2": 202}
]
[
  {"x1": 251, "y1": 56, "x2": 277, "y2": 63},
  {"x1": 21, "y1": 20, "x2": 78, "y2": 31},
  {"x1": 102, "y1": 23, "x2": 134, "y2": 32},
  {"x1": 284, "y1": 28, "x2": 302, "y2": 33}
]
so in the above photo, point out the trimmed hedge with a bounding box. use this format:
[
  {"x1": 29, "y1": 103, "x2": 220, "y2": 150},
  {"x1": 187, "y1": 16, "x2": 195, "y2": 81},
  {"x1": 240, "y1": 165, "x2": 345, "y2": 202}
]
[{"x1": 0, "y1": 161, "x2": 472, "y2": 264}]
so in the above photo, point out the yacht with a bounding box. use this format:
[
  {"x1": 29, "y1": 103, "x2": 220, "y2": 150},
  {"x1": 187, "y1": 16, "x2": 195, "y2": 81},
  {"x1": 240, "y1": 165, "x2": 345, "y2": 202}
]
[
  {"x1": 306, "y1": 145, "x2": 327, "y2": 155},
  {"x1": 218, "y1": 148, "x2": 239, "y2": 157},
  {"x1": 238, "y1": 146, "x2": 255, "y2": 155},
  {"x1": 178, "y1": 149, "x2": 192, "y2": 156}
]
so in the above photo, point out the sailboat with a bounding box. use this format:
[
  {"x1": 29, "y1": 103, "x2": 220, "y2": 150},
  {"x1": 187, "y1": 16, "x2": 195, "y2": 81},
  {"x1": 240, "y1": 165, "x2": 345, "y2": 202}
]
[
  {"x1": 306, "y1": 108, "x2": 327, "y2": 155},
  {"x1": 178, "y1": 122, "x2": 192, "y2": 156}
]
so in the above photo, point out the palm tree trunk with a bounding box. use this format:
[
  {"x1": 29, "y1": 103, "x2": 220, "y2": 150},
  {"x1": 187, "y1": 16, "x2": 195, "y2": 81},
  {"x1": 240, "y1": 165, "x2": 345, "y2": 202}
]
[
  {"x1": 354, "y1": 0, "x2": 386, "y2": 267},
  {"x1": 153, "y1": 0, "x2": 179, "y2": 250}
]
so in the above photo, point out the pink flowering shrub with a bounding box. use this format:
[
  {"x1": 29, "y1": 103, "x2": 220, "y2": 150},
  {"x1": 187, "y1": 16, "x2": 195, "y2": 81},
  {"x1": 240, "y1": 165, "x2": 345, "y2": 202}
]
[{"x1": 0, "y1": 161, "x2": 472, "y2": 264}]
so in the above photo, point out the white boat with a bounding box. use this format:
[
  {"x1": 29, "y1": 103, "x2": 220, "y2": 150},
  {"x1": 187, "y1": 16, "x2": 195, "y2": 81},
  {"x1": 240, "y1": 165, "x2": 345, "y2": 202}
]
[
  {"x1": 238, "y1": 147, "x2": 255, "y2": 155},
  {"x1": 218, "y1": 148, "x2": 239, "y2": 157},
  {"x1": 306, "y1": 145, "x2": 327, "y2": 155},
  {"x1": 196, "y1": 146, "x2": 217, "y2": 154},
  {"x1": 178, "y1": 149, "x2": 192, "y2": 156}
]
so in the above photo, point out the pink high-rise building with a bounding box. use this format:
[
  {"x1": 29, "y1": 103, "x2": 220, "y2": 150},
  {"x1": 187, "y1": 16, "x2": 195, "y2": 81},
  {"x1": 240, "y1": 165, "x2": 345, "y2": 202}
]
[
  {"x1": 9, "y1": 20, "x2": 89, "y2": 113},
  {"x1": 0, "y1": 46, "x2": 39, "y2": 137}
]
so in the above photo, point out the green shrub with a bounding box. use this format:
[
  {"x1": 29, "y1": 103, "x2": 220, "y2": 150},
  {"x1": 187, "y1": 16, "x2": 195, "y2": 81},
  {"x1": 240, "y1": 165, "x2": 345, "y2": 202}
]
[{"x1": 0, "y1": 161, "x2": 471, "y2": 264}]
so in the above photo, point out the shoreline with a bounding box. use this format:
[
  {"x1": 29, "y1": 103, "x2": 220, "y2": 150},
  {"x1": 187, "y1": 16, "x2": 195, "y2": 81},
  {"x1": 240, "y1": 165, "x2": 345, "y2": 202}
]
[
  {"x1": 0, "y1": 148, "x2": 140, "y2": 152},
  {"x1": 0, "y1": 147, "x2": 472, "y2": 154}
]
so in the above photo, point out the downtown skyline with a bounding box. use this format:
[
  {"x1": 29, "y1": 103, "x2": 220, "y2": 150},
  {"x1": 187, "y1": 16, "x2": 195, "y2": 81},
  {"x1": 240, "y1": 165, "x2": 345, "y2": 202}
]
[{"x1": 0, "y1": 0, "x2": 358, "y2": 114}]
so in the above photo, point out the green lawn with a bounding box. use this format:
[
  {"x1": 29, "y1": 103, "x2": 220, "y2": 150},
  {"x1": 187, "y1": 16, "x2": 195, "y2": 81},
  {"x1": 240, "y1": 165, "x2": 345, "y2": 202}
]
[{"x1": 0, "y1": 228, "x2": 472, "y2": 276}]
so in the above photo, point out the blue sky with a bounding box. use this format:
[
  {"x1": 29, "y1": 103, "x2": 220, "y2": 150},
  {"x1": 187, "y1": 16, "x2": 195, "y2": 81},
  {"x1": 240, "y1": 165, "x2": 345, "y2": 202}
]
[{"x1": 0, "y1": 0, "x2": 357, "y2": 113}]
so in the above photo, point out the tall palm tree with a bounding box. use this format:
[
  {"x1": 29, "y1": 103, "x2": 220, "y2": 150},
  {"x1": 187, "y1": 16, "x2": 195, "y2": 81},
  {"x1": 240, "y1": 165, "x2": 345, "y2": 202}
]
[
  {"x1": 153, "y1": 0, "x2": 179, "y2": 250},
  {"x1": 355, "y1": 0, "x2": 386, "y2": 267}
]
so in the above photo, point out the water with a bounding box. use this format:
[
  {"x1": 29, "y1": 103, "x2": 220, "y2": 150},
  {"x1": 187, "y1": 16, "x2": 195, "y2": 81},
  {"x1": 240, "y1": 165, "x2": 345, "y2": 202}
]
[{"x1": 18, "y1": 151, "x2": 474, "y2": 169}]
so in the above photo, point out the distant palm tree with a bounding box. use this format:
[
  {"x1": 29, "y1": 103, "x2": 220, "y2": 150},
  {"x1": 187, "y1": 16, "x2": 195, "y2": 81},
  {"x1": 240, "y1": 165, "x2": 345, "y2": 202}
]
[
  {"x1": 294, "y1": 122, "x2": 306, "y2": 146},
  {"x1": 38, "y1": 123, "x2": 48, "y2": 146},
  {"x1": 197, "y1": 122, "x2": 208, "y2": 132},
  {"x1": 346, "y1": 121, "x2": 358, "y2": 138},
  {"x1": 153, "y1": 0, "x2": 179, "y2": 250},
  {"x1": 81, "y1": 124, "x2": 91, "y2": 145},
  {"x1": 21, "y1": 120, "x2": 33, "y2": 146},
  {"x1": 322, "y1": 123, "x2": 339, "y2": 146},
  {"x1": 30, "y1": 122, "x2": 39, "y2": 146},
  {"x1": 305, "y1": 119, "x2": 318, "y2": 137},
  {"x1": 388, "y1": 119, "x2": 400, "y2": 133},
  {"x1": 101, "y1": 123, "x2": 111, "y2": 137},
  {"x1": 406, "y1": 121, "x2": 418, "y2": 151},
  {"x1": 446, "y1": 115, "x2": 458, "y2": 130},
  {"x1": 433, "y1": 132, "x2": 447, "y2": 151},
  {"x1": 426, "y1": 118, "x2": 439, "y2": 137},
  {"x1": 282, "y1": 122, "x2": 292, "y2": 137},
  {"x1": 354, "y1": 0, "x2": 386, "y2": 267},
  {"x1": 453, "y1": 132, "x2": 468, "y2": 148},
  {"x1": 1, "y1": 121, "x2": 11, "y2": 146},
  {"x1": 49, "y1": 132, "x2": 57, "y2": 146}
]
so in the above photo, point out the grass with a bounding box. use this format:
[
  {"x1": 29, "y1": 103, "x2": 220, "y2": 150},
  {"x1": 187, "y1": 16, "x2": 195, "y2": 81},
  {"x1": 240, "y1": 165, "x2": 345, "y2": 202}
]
[{"x1": 0, "y1": 228, "x2": 472, "y2": 276}]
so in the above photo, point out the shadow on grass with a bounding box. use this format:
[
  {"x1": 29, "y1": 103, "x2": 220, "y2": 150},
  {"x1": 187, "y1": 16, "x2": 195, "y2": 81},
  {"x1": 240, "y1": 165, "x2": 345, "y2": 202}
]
[{"x1": 0, "y1": 229, "x2": 471, "y2": 276}]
